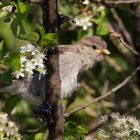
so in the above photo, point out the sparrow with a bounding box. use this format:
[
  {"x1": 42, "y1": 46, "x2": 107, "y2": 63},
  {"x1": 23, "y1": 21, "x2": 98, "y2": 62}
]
[{"x1": 0, "y1": 36, "x2": 110, "y2": 104}]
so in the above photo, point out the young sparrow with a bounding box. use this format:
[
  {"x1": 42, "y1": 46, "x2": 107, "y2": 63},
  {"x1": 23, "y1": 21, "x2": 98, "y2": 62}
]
[{"x1": 0, "y1": 36, "x2": 110, "y2": 104}]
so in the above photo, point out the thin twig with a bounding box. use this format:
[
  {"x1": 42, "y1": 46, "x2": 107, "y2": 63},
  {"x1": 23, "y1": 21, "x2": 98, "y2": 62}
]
[
  {"x1": 102, "y1": 0, "x2": 140, "y2": 5},
  {"x1": 111, "y1": 8, "x2": 134, "y2": 47},
  {"x1": 64, "y1": 66, "x2": 140, "y2": 118},
  {"x1": 90, "y1": 0, "x2": 140, "y2": 6},
  {"x1": 27, "y1": 122, "x2": 48, "y2": 133},
  {"x1": 108, "y1": 23, "x2": 140, "y2": 56}
]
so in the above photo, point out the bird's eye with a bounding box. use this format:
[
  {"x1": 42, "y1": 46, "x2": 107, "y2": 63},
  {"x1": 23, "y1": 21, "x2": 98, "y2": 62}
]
[{"x1": 92, "y1": 44, "x2": 97, "y2": 49}]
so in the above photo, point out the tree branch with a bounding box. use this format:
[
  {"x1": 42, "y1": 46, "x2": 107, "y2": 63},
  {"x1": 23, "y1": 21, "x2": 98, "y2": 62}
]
[
  {"x1": 110, "y1": 8, "x2": 134, "y2": 47},
  {"x1": 64, "y1": 66, "x2": 140, "y2": 118},
  {"x1": 42, "y1": 0, "x2": 63, "y2": 139},
  {"x1": 88, "y1": 0, "x2": 140, "y2": 8},
  {"x1": 101, "y1": 0, "x2": 140, "y2": 5},
  {"x1": 108, "y1": 23, "x2": 140, "y2": 56},
  {"x1": 28, "y1": 0, "x2": 63, "y2": 139}
]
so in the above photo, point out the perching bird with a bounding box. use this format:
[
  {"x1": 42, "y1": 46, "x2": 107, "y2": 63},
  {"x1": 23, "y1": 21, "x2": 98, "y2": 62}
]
[{"x1": 0, "y1": 36, "x2": 110, "y2": 104}]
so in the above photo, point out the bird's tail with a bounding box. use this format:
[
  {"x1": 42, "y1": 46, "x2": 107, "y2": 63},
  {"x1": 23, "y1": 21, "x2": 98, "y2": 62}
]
[{"x1": 0, "y1": 80, "x2": 27, "y2": 95}]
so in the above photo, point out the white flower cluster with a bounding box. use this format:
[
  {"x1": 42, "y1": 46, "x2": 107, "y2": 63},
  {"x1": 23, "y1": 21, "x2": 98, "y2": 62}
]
[
  {"x1": 0, "y1": 2, "x2": 13, "y2": 18},
  {"x1": 0, "y1": 112, "x2": 22, "y2": 139},
  {"x1": 95, "y1": 113, "x2": 140, "y2": 140},
  {"x1": 13, "y1": 44, "x2": 46, "y2": 79},
  {"x1": 75, "y1": 1, "x2": 106, "y2": 32},
  {"x1": 75, "y1": 15, "x2": 93, "y2": 31},
  {"x1": 82, "y1": 0, "x2": 90, "y2": 5}
]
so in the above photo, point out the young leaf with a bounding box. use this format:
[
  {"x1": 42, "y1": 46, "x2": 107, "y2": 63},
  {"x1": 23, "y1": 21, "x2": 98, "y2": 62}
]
[
  {"x1": 77, "y1": 125, "x2": 88, "y2": 134},
  {"x1": 64, "y1": 121, "x2": 88, "y2": 137},
  {"x1": 18, "y1": 32, "x2": 40, "y2": 42},
  {"x1": 11, "y1": 18, "x2": 25, "y2": 36},
  {"x1": 4, "y1": 95, "x2": 22, "y2": 114},
  {"x1": 34, "y1": 133, "x2": 44, "y2": 140},
  {"x1": 4, "y1": 52, "x2": 21, "y2": 71},
  {"x1": 11, "y1": 19, "x2": 39, "y2": 42},
  {"x1": 41, "y1": 33, "x2": 58, "y2": 47},
  {"x1": 96, "y1": 23, "x2": 108, "y2": 36},
  {"x1": 17, "y1": 0, "x2": 29, "y2": 18},
  {"x1": 64, "y1": 121, "x2": 78, "y2": 136},
  {"x1": 0, "y1": 2, "x2": 12, "y2": 9},
  {"x1": 38, "y1": 26, "x2": 46, "y2": 38}
]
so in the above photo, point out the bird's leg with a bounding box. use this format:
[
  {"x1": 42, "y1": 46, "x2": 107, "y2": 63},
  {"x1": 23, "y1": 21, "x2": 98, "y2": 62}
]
[{"x1": 33, "y1": 101, "x2": 54, "y2": 126}]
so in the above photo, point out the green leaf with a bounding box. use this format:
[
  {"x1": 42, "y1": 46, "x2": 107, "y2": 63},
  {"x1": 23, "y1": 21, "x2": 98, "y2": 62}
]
[
  {"x1": 4, "y1": 95, "x2": 21, "y2": 114},
  {"x1": 77, "y1": 125, "x2": 88, "y2": 134},
  {"x1": 63, "y1": 136, "x2": 75, "y2": 140},
  {"x1": 0, "y1": 40, "x2": 4, "y2": 60},
  {"x1": 17, "y1": 0, "x2": 29, "y2": 18},
  {"x1": 0, "y1": 69, "x2": 12, "y2": 85},
  {"x1": 2, "y1": 13, "x2": 12, "y2": 23},
  {"x1": 77, "y1": 135, "x2": 86, "y2": 140},
  {"x1": 38, "y1": 26, "x2": 46, "y2": 38},
  {"x1": 64, "y1": 121, "x2": 88, "y2": 139},
  {"x1": 42, "y1": 33, "x2": 58, "y2": 47},
  {"x1": 11, "y1": 18, "x2": 25, "y2": 36},
  {"x1": 77, "y1": 28, "x2": 93, "y2": 40},
  {"x1": 64, "y1": 121, "x2": 78, "y2": 136},
  {"x1": 34, "y1": 133, "x2": 44, "y2": 140},
  {"x1": 96, "y1": 23, "x2": 108, "y2": 36},
  {"x1": 11, "y1": 18, "x2": 39, "y2": 42},
  {"x1": 0, "y1": 20, "x2": 15, "y2": 49},
  {"x1": 18, "y1": 32, "x2": 40, "y2": 42},
  {"x1": 4, "y1": 52, "x2": 21, "y2": 71},
  {"x1": 0, "y1": 2, "x2": 12, "y2": 9}
]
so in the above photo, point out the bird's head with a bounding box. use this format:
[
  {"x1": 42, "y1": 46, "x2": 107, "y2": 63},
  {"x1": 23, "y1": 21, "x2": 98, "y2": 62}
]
[
  {"x1": 76, "y1": 36, "x2": 110, "y2": 71},
  {"x1": 78, "y1": 36, "x2": 110, "y2": 63}
]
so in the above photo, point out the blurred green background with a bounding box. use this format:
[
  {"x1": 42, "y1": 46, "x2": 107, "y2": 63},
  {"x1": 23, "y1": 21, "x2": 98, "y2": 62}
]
[{"x1": 0, "y1": 0, "x2": 140, "y2": 139}]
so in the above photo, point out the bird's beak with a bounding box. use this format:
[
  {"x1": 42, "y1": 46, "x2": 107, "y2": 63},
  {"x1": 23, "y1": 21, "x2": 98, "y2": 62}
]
[{"x1": 95, "y1": 49, "x2": 110, "y2": 55}]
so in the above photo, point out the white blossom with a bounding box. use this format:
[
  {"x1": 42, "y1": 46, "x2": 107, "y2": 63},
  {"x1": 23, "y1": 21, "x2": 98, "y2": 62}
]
[
  {"x1": 24, "y1": 61, "x2": 35, "y2": 79},
  {"x1": 116, "y1": 131, "x2": 130, "y2": 138},
  {"x1": 97, "y1": 5, "x2": 105, "y2": 12},
  {"x1": 96, "y1": 113, "x2": 140, "y2": 139},
  {"x1": 75, "y1": 15, "x2": 93, "y2": 31},
  {"x1": 0, "y1": 112, "x2": 22, "y2": 139},
  {"x1": 0, "y1": 3, "x2": 13, "y2": 14},
  {"x1": 13, "y1": 70, "x2": 25, "y2": 79},
  {"x1": 32, "y1": 52, "x2": 45, "y2": 66},
  {"x1": 20, "y1": 44, "x2": 38, "y2": 54},
  {"x1": 82, "y1": 0, "x2": 90, "y2": 5},
  {"x1": 13, "y1": 44, "x2": 46, "y2": 80},
  {"x1": 99, "y1": 115, "x2": 108, "y2": 123}
]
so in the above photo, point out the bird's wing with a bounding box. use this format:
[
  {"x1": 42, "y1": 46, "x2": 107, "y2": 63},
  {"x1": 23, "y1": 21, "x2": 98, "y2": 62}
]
[
  {"x1": 59, "y1": 45, "x2": 81, "y2": 98},
  {"x1": 0, "y1": 73, "x2": 45, "y2": 104},
  {"x1": 0, "y1": 47, "x2": 82, "y2": 99}
]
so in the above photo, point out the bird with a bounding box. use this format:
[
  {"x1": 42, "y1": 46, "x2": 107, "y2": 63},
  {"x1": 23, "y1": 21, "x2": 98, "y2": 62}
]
[{"x1": 0, "y1": 36, "x2": 110, "y2": 104}]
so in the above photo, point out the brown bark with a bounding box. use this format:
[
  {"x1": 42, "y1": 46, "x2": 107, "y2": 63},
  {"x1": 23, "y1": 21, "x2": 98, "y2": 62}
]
[
  {"x1": 42, "y1": 0, "x2": 63, "y2": 140},
  {"x1": 30, "y1": 0, "x2": 63, "y2": 139}
]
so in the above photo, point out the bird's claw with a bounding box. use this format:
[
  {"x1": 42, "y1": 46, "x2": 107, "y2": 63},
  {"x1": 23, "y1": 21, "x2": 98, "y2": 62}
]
[{"x1": 33, "y1": 101, "x2": 54, "y2": 125}]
